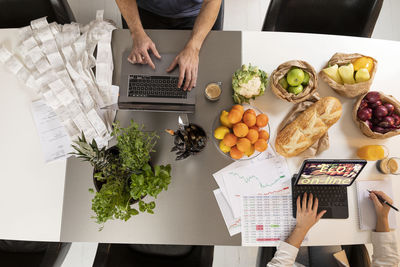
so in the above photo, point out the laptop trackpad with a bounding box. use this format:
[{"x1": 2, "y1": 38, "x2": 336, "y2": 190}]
[{"x1": 321, "y1": 207, "x2": 333, "y2": 218}]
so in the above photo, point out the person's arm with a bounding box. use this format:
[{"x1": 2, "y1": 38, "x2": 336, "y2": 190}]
[
  {"x1": 267, "y1": 193, "x2": 326, "y2": 267},
  {"x1": 167, "y1": 0, "x2": 222, "y2": 91},
  {"x1": 116, "y1": 0, "x2": 160, "y2": 69},
  {"x1": 369, "y1": 191, "x2": 400, "y2": 266}
]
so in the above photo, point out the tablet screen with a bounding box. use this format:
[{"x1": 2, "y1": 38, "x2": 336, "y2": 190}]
[{"x1": 297, "y1": 162, "x2": 365, "y2": 186}]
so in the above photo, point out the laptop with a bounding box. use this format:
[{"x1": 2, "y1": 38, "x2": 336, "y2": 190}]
[
  {"x1": 118, "y1": 51, "x2": 196, "y2": 113},
  {"x1": 292, "y1": 159, "x2": 367, "y2": 219}
]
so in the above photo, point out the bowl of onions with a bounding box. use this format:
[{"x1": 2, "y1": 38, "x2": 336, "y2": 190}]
[{"x1": 353, "y1": 91, "x2": 400, "y2": 139}]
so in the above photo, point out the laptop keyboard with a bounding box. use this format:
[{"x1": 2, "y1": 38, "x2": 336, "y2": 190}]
[
  {"x1": 128, "y1": 75, "x2": 187, "y2": 99},
  {"x1": 292, "y1": 185, "x2": 347, "y2": 208}
]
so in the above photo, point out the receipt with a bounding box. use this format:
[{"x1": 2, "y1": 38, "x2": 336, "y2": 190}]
[
  {"x1": 31, "y1": 99, "x2": 72, "y2": 163},
  {"x1": 0, "y1": 11, "x2": 116, "y2": 152}
]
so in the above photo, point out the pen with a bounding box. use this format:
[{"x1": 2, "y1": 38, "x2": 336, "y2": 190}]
[{"x1": 367, "y1": 190, "x2": 399, "y2": 212}]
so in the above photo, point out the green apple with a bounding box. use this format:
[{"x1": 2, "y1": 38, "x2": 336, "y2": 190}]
[
  {"x1": 322, "y1": 64, "x2": 343, "y2": 84},
  {"x1": 279, "y1": 78, "x2": 288, "y2": 89},
  {"x1": 338, "y1": 64, "x2": 356, "y2": 84},
  {"x1": 355, "y1": 68, "x2": 370, "y2": 83},
  {"x1": 288, "y1": 84, "x2": 303, "y2": 95},
  {"x1": 302, "y1": 71, "x2": 310, "y2": 85},
  {"x1": 286, "y1": 68, "x2": 305, "y2": 86}
]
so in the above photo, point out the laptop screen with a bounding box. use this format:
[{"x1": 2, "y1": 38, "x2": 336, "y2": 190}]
[{"x1": 296, "y1": 160, "x2": 367, "y2": 186}]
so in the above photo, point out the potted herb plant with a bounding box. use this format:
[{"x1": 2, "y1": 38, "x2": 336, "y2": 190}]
[{"x1": 71, "y1": 120, "x2": 171, "y2": 229}]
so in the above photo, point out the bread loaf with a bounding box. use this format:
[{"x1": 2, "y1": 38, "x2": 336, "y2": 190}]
[{"x1": 275, "y1": 97, "x2": 342, "y2": 157}]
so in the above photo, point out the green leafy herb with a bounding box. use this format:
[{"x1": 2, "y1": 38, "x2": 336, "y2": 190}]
[{"x1": 71, "y1": 120, "x2": 172, "y2": 230}]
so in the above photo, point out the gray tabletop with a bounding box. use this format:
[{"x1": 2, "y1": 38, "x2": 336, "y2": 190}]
[{"x1": 60, "y1": 29, "x2": 243, "y2": 245}]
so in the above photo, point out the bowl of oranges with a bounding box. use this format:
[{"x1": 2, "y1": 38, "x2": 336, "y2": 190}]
[{"x1": 213, "y1": 104, "x2": 270, "y2": 160}]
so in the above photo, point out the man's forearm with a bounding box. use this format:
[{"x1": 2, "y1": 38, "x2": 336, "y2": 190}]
[
  {"x1": 116, "y1": 0, "x2": 145, "y2": 36},
  {"x1": 186, "y1": 0, "x2": 222, "y2": 51}
]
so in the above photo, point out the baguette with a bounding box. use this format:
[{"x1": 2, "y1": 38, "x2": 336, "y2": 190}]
[{"x1": 275, "y1": 97, "x2": 342, "y2": 157}]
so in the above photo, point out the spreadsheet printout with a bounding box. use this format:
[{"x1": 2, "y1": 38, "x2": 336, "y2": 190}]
[{"x1": 241, "y1": 195, "x2": 296, "y2": 246}]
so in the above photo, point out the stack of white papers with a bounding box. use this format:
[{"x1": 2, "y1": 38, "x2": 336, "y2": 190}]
[{"x1": 213, "y1": 147, "x2": 293, "y2": 241}]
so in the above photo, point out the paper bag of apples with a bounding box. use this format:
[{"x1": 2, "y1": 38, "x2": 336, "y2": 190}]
[
  {"x1": 271, "y1": 60, "x2": 318, "y2": 103},
  {"x1": 320, "y1": 53, "x2": 377, "y2": 98},
  {"x1": 353, "y1": 91, "x2": 400, "y2": 139}
]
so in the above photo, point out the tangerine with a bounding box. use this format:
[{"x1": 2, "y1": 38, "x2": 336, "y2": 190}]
[
  {"x1": 230, "y1": 146, "x2": 244, "y2": 159},
  {"x1": 250, "y1": 125, "x2": 259, "y2": 131},
  {"x1": 254, "y1": 139, "x2": 268, "y2": 152},
  {"x1": 233, "y1": 123, "x2": 249, "y2": 137},
  {"x1": 245, "y1": 145, "x2": 255, "y2": 157},
  {"x1": 246, "y1": 129, "x2": 259, "y2": 144},
  {"x1": 258, "y1": 130, "x2": 269, "y2": 141},
  {"x1": 256, "y1": 114, "x2": 269, "y2": 127},
  {"x1": 223, "y1": 133, "x2": 237, "y2": 147},
  {"x1": 244, "y1": 109, "x2": 256, "y2": 116},
  {"x1": 243, "y1": 113, "x2": 256, "y2": 127},
  {"x1": 228, "y1": 109, "x2": 242, "y2": 124},
  {"x1": 232, "y1": 105, "x2": 244, "y2": 115},
  {"x1": 236, "y1": 138, "x2": 251, "y2": 153}
]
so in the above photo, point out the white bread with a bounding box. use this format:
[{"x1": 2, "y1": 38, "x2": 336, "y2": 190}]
[{"x1": 275, "y1": 97, "x2": 342, "y2": 157}]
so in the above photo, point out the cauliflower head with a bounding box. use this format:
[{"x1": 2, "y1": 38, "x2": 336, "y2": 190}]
[{"x1": 232, "y1": 64, "x2": 268, "y2": 104}]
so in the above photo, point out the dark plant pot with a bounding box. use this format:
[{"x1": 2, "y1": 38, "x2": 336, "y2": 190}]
[{"x1": 92, "y1": 146, "x2": 145, "y2": 205}]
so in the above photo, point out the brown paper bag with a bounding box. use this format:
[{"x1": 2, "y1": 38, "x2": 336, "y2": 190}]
[
  {"x1": 320, "y1": 53, "x2": 378, "y2": 98},
  {"x1": 353, "y1": 92, "x2": 400, "y2": 139},
  {"x1": 271, "y1": 60, "x2": 318, "y2": 103},
  {"x1": 277, "y1": 93, "x2": 329, "y2": 157}
]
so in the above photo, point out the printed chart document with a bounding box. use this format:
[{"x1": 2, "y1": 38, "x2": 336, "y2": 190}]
[
  {"x1": 213, "y1": 189, "x2": 241, "y2": 236},
  {"x1": 356, "y1": 179, "x2": 397, "y2": 230},
  {"x1": 31, "y1": 100, "x2": 72, "y2": 163},
  {"x1": 241, "y1": 195, "x2": 296, "y2": 246},
  {"x1": 222, "y1": 156, "x2": 291, "y2": 218}
]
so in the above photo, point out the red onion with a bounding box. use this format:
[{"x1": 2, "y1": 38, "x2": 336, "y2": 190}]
[
  {"x1": 365, "y1": 91, "x2": 381, "y2": 103},
  {"x1": 374, "y1": 105, "x2": 388, "y2": 118},
  {"x1": 370, "y1": 100, "x2": 382, "y2": 109},
  {"x1": 384, "y1": 103, "x2": 395, "y2": 115},
  {"x1": 372, "y1": 126, "x2": 388, "y2": 134},
  {"x1": 357, "y1": 107, "x2": 372, "y2": 121},
  {"x1": 392, "y1": 114, "x2": 400, "y2": 126}
]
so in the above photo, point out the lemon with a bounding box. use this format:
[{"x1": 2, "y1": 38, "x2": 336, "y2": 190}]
[
  {"x1": 214, "y1": 126, "x2": 230, "y2": 140},
  {"x1": 219, "y1": 141, "x2": 231, "y2": 153},
  {"x1": 245, "y1": 145, "x2": 255, "y2": 157},
  {"x1": 220, "y1": 110, "x2": 232, "y2": 128}
]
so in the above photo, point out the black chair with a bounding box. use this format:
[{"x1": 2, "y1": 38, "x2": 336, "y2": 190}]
[
  {"x1": 262, "y1": 0, "x2": 383, "y2": 37},
  {"x1": 121, "y1": 1, "x2": 224, "y2": 31},
  {"x1": 0, "y1": 0, "x2": 75, "y2": 28},
  {"x1": 93, "y1": 243, "x2": 214, "y2": 267},
  {"x1": 0, "y1": 239, "x2": 71, "y2": 267},
  {"x1": 257, "y1": 244, "x2": 371, "y2": 267}
]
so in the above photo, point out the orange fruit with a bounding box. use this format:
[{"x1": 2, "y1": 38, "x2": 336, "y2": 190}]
[
  {"x1": 246, "y1": 129, "x2": 259, "y2": 144},
  {"x1": 258, "y1": 130, "x2": 269, "y2": 141},
  {"x1": 230, "y1": 146, "x2": 244, "y2": 159},
  {"x1": 223, "y1": 133, "x2": 237, "y2": 147},
  {"x1": 245, "y1": 145, "x2": 255, "y2": 157},
  {"x1": 228, "y1": 109, "x2": 242, "y2": 124},
  {"x1": 250, "y1": 125, "x2": 259, "y2": 131},
  {"x1": 232, "y1": 105, "x2": 244, "y2": 115},
  {"x1": 256, "y1": 114, "x2": 269, "y2": 127},
  {"x1": 244, "y1": 109, "x2": 256, "y2": 116},
  {"x1": 236, "y1": 138, "x2": 251, "y2": 153},
  {"x1": 233, "y1": 123, "x2": 249, "y2": 137},
  {"x1": 243, "y1": 113, "x2": 256, "y2": 127},
  {"x1": 254, "y1": 139, "x2": 268, "y2": 152}
]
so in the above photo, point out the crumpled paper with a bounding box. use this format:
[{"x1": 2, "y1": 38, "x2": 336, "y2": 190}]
[
  {"x1": 319, "y1": 52, "x2": 378, "y2": 98},
  {"x1": 271, "y1": 60, "x2": 318, "y2": 103}
]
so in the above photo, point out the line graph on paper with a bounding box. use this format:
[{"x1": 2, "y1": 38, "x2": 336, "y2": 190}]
[
  {"x1": 227, "y1": 172, "x2": 286, "y2": 188},
  {"x1": 222, "y1": 156, "x2": 292, "y2": 218}
]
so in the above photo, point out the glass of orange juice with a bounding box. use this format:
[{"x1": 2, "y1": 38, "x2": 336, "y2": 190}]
[{"x1": 357, "y1": 145, "x2": 389, "y2": 161}]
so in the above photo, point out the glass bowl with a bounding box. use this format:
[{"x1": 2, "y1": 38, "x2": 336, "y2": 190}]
[{"x1": 212, "y1": 104, "x2": 270, "y2": 161}]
